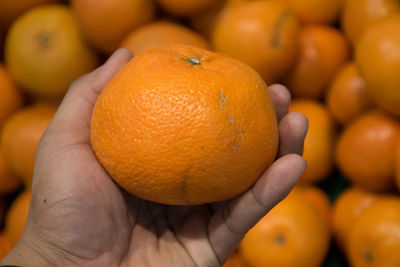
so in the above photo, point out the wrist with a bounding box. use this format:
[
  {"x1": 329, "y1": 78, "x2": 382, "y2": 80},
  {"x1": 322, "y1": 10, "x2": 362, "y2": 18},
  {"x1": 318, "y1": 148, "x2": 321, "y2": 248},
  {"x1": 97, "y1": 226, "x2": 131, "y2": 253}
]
[{"x1": 1, "y1": 231, "x2": 62, "y2": 267}]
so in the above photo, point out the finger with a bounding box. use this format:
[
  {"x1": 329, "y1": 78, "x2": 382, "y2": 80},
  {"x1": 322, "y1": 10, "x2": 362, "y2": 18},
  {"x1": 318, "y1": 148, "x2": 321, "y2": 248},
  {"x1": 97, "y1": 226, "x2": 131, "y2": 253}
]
[
  {"x1": 208, "y1": 154, "x2": 306, "y2": 262},
  {"x1": 47, "y1": 48, "x2": 133, "y2": 142},
  {"x1": 278, "y1": 112, "x2": 309, "y2": 157},
  {"x1": 268, "y1": 84, "x2": 291, "y2": 122}
]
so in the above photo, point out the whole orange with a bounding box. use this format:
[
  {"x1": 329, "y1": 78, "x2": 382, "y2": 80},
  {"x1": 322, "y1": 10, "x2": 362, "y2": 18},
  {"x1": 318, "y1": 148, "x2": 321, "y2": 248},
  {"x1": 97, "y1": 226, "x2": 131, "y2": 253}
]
[
  {"x1": 5, "y1": 4, "x2": 98, "y2": 100},
  {"x1": 290, "y1": 185, "x2": 332, "y2": 232},
  {"x1": 240, "y1": 194, "x2": 330, "y2": 267},
  {"x1": 356, "y1": 15, "x2": 400, "y2": 116},
  {"x1": 326, "y1": 62, "x2": 371, "y2": 125},
  {"x1": 4, "y1": 190, "x2": 31, "y2": 248},
  {"x1": 332, "y1": 187, "x2": 378, "y2": 250},
  {"x1": 289, "y1": 99, "x2": 335, "y2": 183},
  {"x1": 348, "y1": 197, "x2": 400, "y2": 267},
  {"x1": 91, "y1": 44, "x2": 279, "y2": 205},
  {"x1": 1, "y1": 105, "x2": 56, "y2": 185},
  {"x1": 0, "y1": 0, "x2": 59, "y2": 32},
  {"x1": 0, "y1": 64, "x2": 23, "y2": 127},
  {"x1": 71, "y1": 0, "x2": 155, "y2": 54},
  {"x1": 0, "y1": 149, "x2": 21, "y2": 195},
  {"x1": 212, "y1": 1, "x2": 299, "y2": 84},
  {"x1": 342, "y1": 0, "x2": 400, "y2": 45},
  {"x1": 336, "y1": 110, "x2": 400, "y2": 192},
  {"x1": 157, "y1": 0, "x2": 220, "y2": 16},
  {"x1": 284, "y1": 25, "x2": 350, "y2": 99},
  {"x1": 120, "y1": 21, "x2": 210, "y2": 55},
  {"x1": 279, "y1": 0, "x2": 344, "y2": 24}
]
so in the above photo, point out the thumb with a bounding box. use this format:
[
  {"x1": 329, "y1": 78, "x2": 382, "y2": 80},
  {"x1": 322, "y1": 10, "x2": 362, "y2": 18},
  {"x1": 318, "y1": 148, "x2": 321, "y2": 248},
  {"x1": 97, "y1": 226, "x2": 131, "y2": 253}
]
[{"x1": 46, "y1": 48, "x2": 133, "y2": 145}]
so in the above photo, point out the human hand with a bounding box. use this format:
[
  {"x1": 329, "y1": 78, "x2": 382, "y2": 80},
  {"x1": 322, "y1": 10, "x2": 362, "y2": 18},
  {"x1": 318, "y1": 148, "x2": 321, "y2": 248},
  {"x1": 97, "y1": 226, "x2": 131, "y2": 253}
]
[{"x1": 2, "y1": 48, "x2": 308, "y2": 267}]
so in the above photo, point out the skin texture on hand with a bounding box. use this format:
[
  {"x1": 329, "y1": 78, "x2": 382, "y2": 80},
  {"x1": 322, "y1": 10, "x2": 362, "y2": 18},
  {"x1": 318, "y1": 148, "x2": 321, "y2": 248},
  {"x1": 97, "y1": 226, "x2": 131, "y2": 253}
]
[{"x1": 1, "y1": 48, "x2": 308, "y2": 267}]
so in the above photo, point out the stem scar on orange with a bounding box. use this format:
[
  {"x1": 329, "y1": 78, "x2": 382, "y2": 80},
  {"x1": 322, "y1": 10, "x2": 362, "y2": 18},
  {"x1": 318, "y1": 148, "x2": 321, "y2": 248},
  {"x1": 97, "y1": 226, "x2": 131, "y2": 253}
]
[{"x1": 91, "y1": 44, "x2": 279, "y2": 205}]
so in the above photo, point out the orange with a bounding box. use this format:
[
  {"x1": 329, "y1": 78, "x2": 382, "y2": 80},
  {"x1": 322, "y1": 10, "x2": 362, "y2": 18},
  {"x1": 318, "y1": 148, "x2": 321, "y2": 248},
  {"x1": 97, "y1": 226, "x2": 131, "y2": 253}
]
[
  {"x1": 5, "y1": 4, "x2": 98, "y2": 100},
  {"x1": 284, "y1": 25, "x2": 350, "y2": 99},
  {"x1": 71, "y1": 0, "x2": 155, "y2": 54},
  {"x1": 326, "y1": 62, "x2": 371, "y2": 125},
  {"x1": 120, "y1": 21, "x2": 210, "y2": 55},
  {"x1": 0, "y1": 234, "x2": 11, "y2": 261},
  {"x1": 212, "y1": 1, "x2": 299, "y2": 84},
  {"x1": 0, "y1": 64, "x2": 23, "y2": 127},
  {"x1": 290, "y1": 185, "x2": 332, "y2": 232},
  {"x1": 289, "y1": 99, "x2": 335, "y2": 183},
  {"x1": 342, "y1": 0, "x2": 400, "y2": 45},
  {"x1": 240, "y1": 194, "x2": 330, "y2": 267},
  {"x1": 157, "y1": 0, "x2": 220, "y2": 16},
  {"x1": 0, "y1": 0, "x2": 59, "y2": 32},
  {"x1": 91, "y1": 44, "x2": 279, "y2": 205},
  {"x1": 1, "y1": 105, "x2": 56, "y2": 185},
  {"x1": 356, "y1": 15, "x2": 400, "y2": 116},
  {"x1": 4, "y1": 190, "x2": 31, "y2": 248},
  {"x1": 332, "y1": 187, "x2": 378, "y2": 250},
  {"x1": 0, "y1": 149, "x2": 21, "y2": 195},
  {"x1": 348, "y1": 197, "x2": 400, "y2": 267},
  {"x1": 336, "y1": 110, "x2": 400, "y2": 192},
  {"x1": 279, "y1": 0, "x2": 344, "y2": 24}
]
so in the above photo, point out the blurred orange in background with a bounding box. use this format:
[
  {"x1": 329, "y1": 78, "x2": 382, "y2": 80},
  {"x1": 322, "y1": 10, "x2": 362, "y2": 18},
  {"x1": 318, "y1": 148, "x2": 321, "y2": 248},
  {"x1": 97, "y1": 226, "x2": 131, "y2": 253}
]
[
  {"x1": 332, "y1": 187, "x2": 378, "y2": 250},
  {"x1": 289, "y1": 99, "x2": 336, "y2": 183},
  {"x1": 212, "y1": 0, "x2": 299, "y2": 84},
  {"x1": 326, "y1": 62, "x2": 371, "y2": 125},
  {"x1": 5, "y1": 4, "x2": 98, "y2": 100},
  {"x1": 356, "y1": 15, "x2": 400, "y2": 116},
  {"x1": 1, "y1": 105, "x2": 56, "y2": 185},
  {"x1": 284, "y1": 25, "x2": 349, "y2": 99},
  {"x1": 348, "y1": 197, "x2": 400, "y2": 267},
  {"x1": 342, "y1": 0, "x2": 400, "y2": 45},
  {"x1": 290, "y1": 185, "x2": 332, "y2": 232},
  {"x1": 0, "y1": 0, "x2": 59, "y2": 32},
  {"x1": 4, "y1": 190, "x2": 31, "y2": 248},
  {"x1": 157, "y1": 0, "x2": 220, "y2": 16},
  {"x1": 336, "y1": 110, "x2": 400, "y2": 192},
  {"x1": 71, "y1": 0, "x2": 156, "y2": 54},
  {"x1": 0, "y1": 64, "x2": 23, "y2": 127},
  {"x1": 190, "y1": 0, "x2": 228, "y2": 38},
  {"x1": 240, "y1": 194, "x2": 330, "y2": 267},
  {"x1": 0, "y1": 234, "x2": 11, "y2": 261},
  {"x1": 278, "y1": 0, "x2": 344, "y2": 24},
  {"x1": 0, "y1": 150, "x2": 21, "y2": 195}
]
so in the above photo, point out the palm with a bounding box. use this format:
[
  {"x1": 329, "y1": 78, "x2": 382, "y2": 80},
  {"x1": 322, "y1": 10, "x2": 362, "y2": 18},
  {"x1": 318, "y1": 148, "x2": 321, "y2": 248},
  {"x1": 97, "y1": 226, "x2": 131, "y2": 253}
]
[
  {"x1": 10, "y1": 49, "x2": 307, "y2": 267},
  {"x1": 33, "y1": 139, "x2": 220, "y2": 266}
]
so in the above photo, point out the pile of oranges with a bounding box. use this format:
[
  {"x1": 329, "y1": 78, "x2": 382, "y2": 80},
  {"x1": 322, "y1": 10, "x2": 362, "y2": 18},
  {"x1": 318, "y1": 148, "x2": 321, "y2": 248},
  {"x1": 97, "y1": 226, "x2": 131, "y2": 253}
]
[{"x1": 0, "y1": 0, "x2": 399, "y2": 266}]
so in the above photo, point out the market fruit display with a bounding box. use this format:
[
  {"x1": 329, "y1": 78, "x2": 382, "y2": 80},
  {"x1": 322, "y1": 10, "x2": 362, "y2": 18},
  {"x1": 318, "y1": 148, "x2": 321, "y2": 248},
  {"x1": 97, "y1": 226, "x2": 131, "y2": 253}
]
[{"x1": 0, "y1": 0, "x2": 399, "y2": 265}]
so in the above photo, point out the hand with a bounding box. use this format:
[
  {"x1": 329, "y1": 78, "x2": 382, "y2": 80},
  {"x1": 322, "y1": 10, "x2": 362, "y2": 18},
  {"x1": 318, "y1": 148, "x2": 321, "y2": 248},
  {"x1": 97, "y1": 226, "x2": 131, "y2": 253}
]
[{"x1": 2, "y1": 49, "x2": 308, "y2": 267}]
